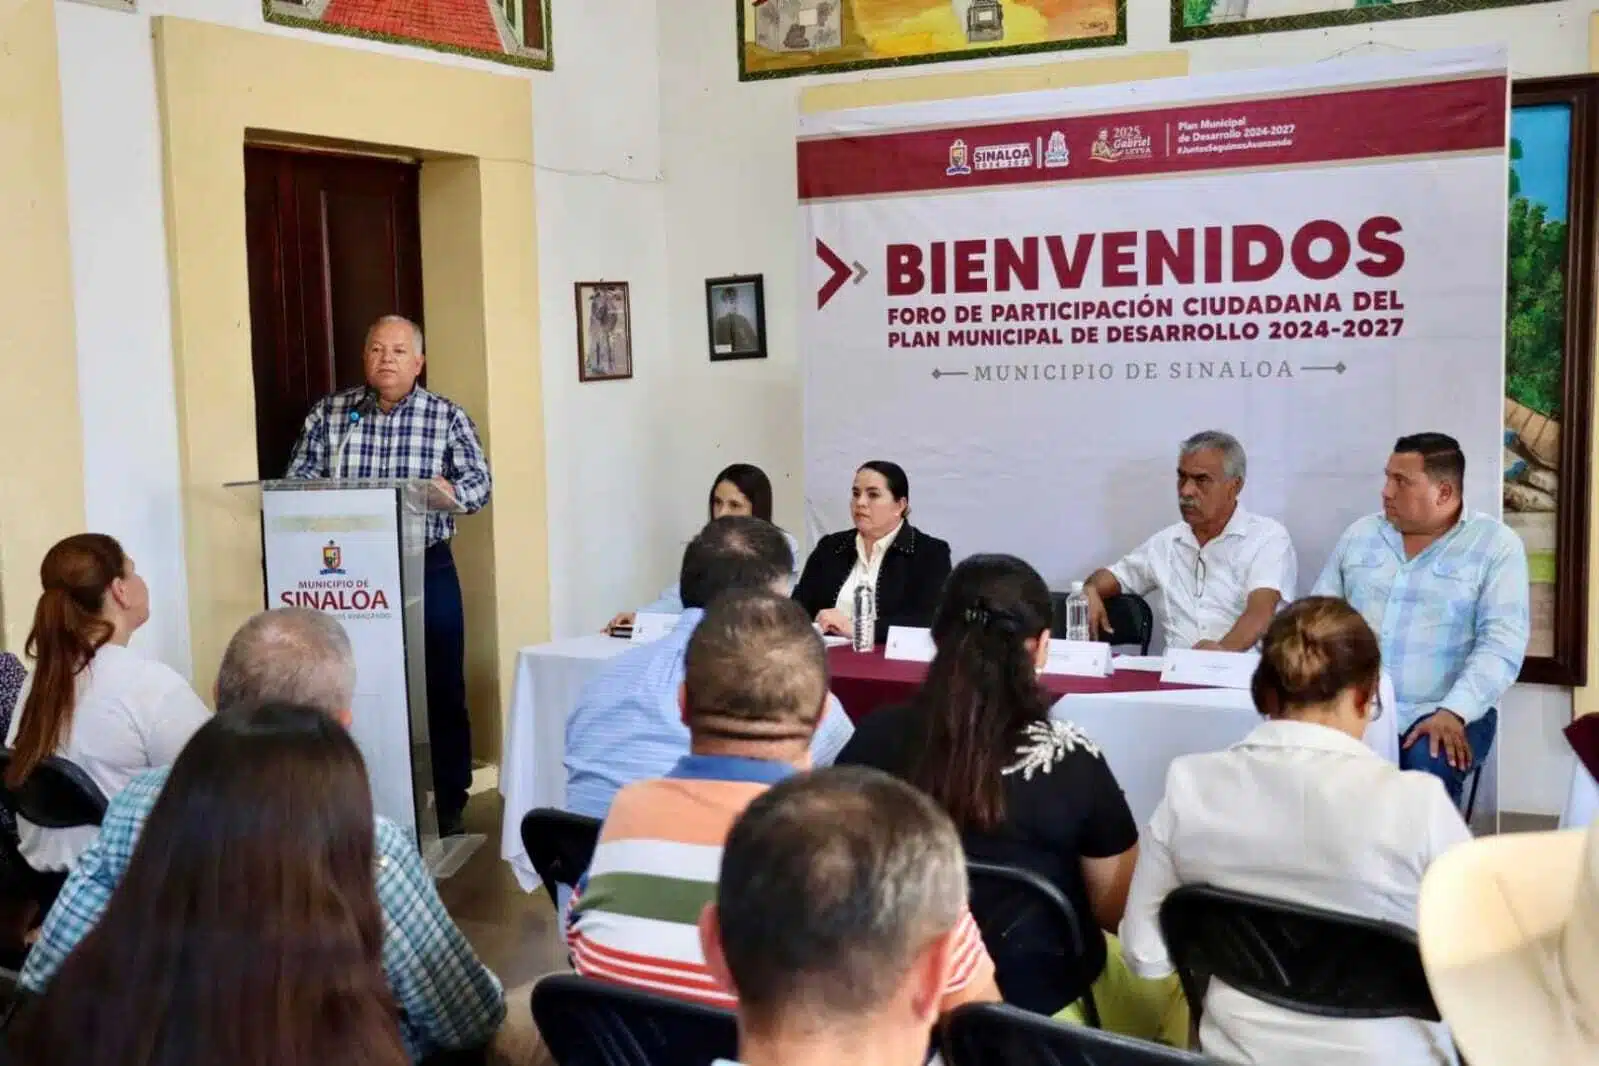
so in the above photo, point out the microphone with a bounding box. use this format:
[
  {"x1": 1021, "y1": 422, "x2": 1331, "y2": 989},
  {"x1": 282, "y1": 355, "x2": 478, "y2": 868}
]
[{"x1": 330, "y1": 397, "x2": 370, "y2": 479}]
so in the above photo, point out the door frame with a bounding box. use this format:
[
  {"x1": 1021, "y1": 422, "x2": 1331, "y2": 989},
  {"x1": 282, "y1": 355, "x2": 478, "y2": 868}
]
[{"x1": 153, "y1": 17, "x2": 548, "y2": 761}]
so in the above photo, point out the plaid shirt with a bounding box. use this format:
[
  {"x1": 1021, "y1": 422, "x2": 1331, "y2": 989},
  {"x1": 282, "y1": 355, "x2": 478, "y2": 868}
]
[
  {"x1": 20, "y1": 768, "x2": 506, "y2": 1061},
  {"x1": 285, "y1": 385, "x2": 492, "y2": 546},
  {"x1": 1312, "y1": 511, "x2": 1529, "y2": 729}
]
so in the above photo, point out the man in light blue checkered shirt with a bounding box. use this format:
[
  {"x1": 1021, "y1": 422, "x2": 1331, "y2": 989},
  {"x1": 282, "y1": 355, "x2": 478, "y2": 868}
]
[
  {"x1": 1313, "y1": 433, "x2": 1529, "y2": 804},
  {"x1": 566, "y1": 516, "x2": 855, "y2": 822},
  {"x1": 19, "y1": 609, "x2": 506, "y2": 1062}
]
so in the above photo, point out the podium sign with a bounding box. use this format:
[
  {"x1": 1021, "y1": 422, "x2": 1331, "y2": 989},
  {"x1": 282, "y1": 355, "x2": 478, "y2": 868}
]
[{"x1": 259, "y1": 485, "x2": 429, "y2": 840}]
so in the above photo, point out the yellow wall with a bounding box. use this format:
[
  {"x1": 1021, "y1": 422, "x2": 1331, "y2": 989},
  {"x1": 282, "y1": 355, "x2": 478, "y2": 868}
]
[
  {"x1": 798, "y1": 50, "x2": 1189, "y2": 113},
  {"x1": 152, "y1": 17, "x2": 548, "y2": 748},
  {"x1": 0, "y1": 0, "x2": 85, "y2": 651}
]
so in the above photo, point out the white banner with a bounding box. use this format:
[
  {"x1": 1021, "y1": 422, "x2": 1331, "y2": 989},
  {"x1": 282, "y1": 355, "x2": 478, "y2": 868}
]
[
  {"x1": 799, "y1": 48, "x2": 1509, "y2": 627},
  {"x1": 263, "y1": 488, "x2": 417, "y2": 834}
]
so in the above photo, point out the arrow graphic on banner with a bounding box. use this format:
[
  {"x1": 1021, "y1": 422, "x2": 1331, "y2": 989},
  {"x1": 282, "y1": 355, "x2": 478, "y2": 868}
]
[
  {"x1": 816, "y1": 239, "x2": 868, "y2": 310},
  {"x1": 931, "y1": 369, "x2": 970, "y2": 380},
  {"x1": 1301, "y1": 362, "x2": 1348, "y2": 374}
]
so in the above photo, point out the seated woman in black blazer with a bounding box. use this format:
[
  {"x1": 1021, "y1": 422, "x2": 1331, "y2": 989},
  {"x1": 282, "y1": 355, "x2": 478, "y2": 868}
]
[{"x1": 792, "y1": 460, "x2": 952, "y2": 645}]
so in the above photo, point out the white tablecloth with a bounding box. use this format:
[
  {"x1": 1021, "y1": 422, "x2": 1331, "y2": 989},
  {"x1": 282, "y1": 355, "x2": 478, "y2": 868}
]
[
  {"x1": 500, "y1": 636, "x2": 630, "y2": 891},
  {"x1": 1562, "y1": 762, "x2": 1597, "y2": 830},
  {"x1": 1052, "y1": 682, "x2": 1403, "y2": 828},
  {"x1": 501, "y1": 642, "x2": 1402, "y2": 890}
]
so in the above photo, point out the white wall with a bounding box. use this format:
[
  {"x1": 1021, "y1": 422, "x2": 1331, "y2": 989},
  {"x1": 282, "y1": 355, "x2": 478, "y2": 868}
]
[{"x1": 51, "y1": 0, "x2": 1591, "y2": 811}]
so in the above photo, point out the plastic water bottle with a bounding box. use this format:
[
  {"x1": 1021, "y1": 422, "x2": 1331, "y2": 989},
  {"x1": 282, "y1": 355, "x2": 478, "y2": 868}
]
[
  {"x1": 1065, "y1": 581, "x2": 1092, "y2": 643},
  {"x1": 852, "y1": 584, "x2": 877, "y2": 653}
]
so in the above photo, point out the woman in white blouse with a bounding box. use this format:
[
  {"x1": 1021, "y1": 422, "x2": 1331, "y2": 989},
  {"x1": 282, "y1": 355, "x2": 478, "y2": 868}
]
[
  {"x1": 1119, "y1": 596, "x2": 1470, "y2": 1066},
  {"x1": 7, "y1": 534, "x2": 209, "y2": 871}
]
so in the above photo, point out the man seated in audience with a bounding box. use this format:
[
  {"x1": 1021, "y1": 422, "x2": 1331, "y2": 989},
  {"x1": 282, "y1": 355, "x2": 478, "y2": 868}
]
[
  {"x1": 568, "y1": 591, "x2": 997, "y2": 1014},
  {"x1": 20, "y1": 608, "x2": 506, "y2": 1063},
  {"x1": 564, "y1": 516, "x2": 854, "y2": 820},
  {"x1": 1313, "y1": 432, "x2": 1528, "y2": 804},
  {"x1": 701, "y1": 765, "x2": 984, "y2": 1066},
  {"x1": 1081, "y1": 430, "x2": 1296, "y2": 652}
]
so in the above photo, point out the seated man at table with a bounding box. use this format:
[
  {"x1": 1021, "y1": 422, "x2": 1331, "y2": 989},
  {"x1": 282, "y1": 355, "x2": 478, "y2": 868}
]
[
  {"x1": 564, "y1": 515, "x2": 854, "y2": 820},
  {"x1": 1082, "y1": 430, "x2": 1296, "y2": 652},
  {"x1": 568, "y1": 591, "x2": 999, "y2": 1013},
  {"x1": 1312, "y1": 432, "x2": 1528, "y2": 805}
]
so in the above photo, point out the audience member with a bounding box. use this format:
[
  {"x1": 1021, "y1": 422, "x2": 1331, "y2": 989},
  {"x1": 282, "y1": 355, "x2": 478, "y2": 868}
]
[
  {"x1": 6, "y1": 534, "x2": 208, "y2": 871},
  {"x1": 793, "y1": 461, "x2": 952, "y2": 644},
  {"x1": 20, "y1": 608, "x2": 505, "y2": 1063},
  {"x1": 1419, "y1": 815, "x2": 1599, "y2": 1065},
  {"x1": 839, "y1": 554, "x2": 1162, "y2": 1029},
  {"x1": 605, "y1": 464, "x2": 800, "y2": 630},
  {"x1": 568, "y1": 591, "x2": 997, "y2": 1014},
  {"x1": 1120, "y1": 597, "x2": 1469, "y2": 1066},
  {"x1": 700, "y1": 766, "x2": 978, "y2": 1066},
  {"x1": 0, "y1": 651, "x2": 25, "y2": 842},
  {"x1": 1313, "y1": 431, "x2": 1528, "y2": 804},
  {"x1": 565, "y1": 516, "x2": 853, "y2": 821},
  {"x1": 8, "y1": 702, "x2": 409, "y2": 1066},
  {"x1": 1081, "y1": 430, "x2": 1296, "y2": 651}
]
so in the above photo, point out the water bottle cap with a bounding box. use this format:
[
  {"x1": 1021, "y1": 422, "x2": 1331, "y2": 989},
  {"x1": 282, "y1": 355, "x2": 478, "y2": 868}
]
[{"x1": 1070, "y1": 581, "x2": 1085, "y2": 593}]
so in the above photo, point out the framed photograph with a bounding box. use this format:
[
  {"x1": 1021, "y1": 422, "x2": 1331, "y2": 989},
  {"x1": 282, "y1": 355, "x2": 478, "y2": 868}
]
[
  {"x1": 1173, "y1": 0, "x2": 1553, "y2": 42},
  {"x1": 705, "y1": 275, "x2": 768, "y2": 362},
  {"x1": 575, "y1": 282, "x2": 633, "y2": 383},
  {"x1": 1506, "y1": 77, "x2": 1597, "y2": 687}
]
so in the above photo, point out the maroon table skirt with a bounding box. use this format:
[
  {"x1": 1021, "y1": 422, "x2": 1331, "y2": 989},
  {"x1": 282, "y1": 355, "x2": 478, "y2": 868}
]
[{"x1": 827, "y1": 646, "x2": 1184, "y2": 722}]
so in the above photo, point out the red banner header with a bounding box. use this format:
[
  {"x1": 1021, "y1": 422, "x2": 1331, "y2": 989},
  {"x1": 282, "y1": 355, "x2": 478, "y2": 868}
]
[{"x1": 797, "y1": 75, "x2": 1507, "y2": 202}]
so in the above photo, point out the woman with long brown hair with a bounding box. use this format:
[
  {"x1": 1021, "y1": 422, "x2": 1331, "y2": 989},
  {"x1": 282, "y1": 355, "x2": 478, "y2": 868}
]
[
  {"x1": 837, "y1": 553, "x2": 1141, "y2": 1016},
  {"x1": 1119, "y1": 597, "x2": 1471, "y2": 1066},
  {"x1": 7, "y1": 702, "x2": 408, "y2": 1066},
  {"x1": 5, "y1": 534, "x2": 207, "y2": 870}
]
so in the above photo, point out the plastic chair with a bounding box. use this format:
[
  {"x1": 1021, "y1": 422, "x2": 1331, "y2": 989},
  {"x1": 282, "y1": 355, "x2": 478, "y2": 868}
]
[
  {"x1": 1050, "y1": 594, "x2": 1154, "y2": 656},
  {"x1": 530, "y1": 972, "x2": 738, "y2": 1066},
  {"x1": 520, "y1": 808, "x2": 601, "y2": 904},
  {"x1": 0, "y1": 750, "x2": 108, "y2": 928},
  {"x1": 1157, "y1": 883, "x2": 1441, "y2": 1025},
  {"x1": 966, "y1": 860, "x2": 1102, "y2": 1026},
  {"x1": 943, "y1": 1001, "x2": 1217, "y2": 1066}
]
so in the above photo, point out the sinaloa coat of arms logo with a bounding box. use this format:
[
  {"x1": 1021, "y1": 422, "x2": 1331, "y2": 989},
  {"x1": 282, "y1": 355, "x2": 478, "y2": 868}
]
[
  {"x1": 946, "y1": 138, "x2": 973, "y2": 176},
  {"x1": 320, "y1": 540, "x2": 346, "y2": 576}
]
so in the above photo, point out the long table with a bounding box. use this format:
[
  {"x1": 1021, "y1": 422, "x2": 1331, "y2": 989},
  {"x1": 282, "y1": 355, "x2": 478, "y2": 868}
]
[{"x1": 500, "y1": 636, "x2": 1399, "y2": 891}]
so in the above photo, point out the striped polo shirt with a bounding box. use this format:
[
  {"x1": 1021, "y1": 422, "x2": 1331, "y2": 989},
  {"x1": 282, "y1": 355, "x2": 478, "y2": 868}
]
[{"x1": 567, "y1": 753, "x2": 994, "y2": 1010}]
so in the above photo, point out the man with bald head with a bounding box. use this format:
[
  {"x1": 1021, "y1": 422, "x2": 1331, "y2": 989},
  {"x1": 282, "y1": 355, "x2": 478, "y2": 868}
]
[
  {"x1": 20, "y1": 608, "x2": 506, "y2": 1061},
  {"x1": 286, "y1": 314, "x2": 492, "y2": 836}
]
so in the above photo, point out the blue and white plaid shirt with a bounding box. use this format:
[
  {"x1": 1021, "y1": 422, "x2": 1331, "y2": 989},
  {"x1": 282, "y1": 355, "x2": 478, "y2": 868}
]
[
  {"x1": 564, "y1": 608, "x2": 856, "y2": 820},
  {"x1": 20, "y1": 768, "x2": 506, "y2": 1062},
  {"x1": 285, "y1": 385, "x2": 492, "y2": 546},
  {"x1": 1312, "y1": 510, "x2": 1529, "y2": 729}
]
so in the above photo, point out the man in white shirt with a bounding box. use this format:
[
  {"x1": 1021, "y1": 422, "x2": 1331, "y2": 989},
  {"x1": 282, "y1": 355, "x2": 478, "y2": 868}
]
[{"x1": 1082, "y1": 430, "x2": 1296, "y2": 651}]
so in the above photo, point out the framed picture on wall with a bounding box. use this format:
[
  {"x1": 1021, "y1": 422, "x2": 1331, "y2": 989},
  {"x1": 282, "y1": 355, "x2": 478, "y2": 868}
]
[
  {"x1": 705, "y1": 275, "x2": 768, "y2": 361},
  {"x1": 575, "y1": 282, "x2": 633, "y2": 383},
  {"x1": 1506, "y1": 77, "x2": 1597, "y2": 687},
  {"x1": 1173, "y1": 0, "x2": 1554, "y2": 41}
]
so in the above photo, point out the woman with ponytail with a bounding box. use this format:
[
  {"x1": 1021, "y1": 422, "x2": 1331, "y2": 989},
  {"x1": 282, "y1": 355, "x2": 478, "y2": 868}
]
[
  {"x1": 837, "y1": 554, "x2": 1142, "y2": 1017},
  {"x1": 1119, "y1": 597, "x2": 1470, "y2": 1066},
  {"x1": 6, "y1": 534, "x2": 208, "y2": 871}
]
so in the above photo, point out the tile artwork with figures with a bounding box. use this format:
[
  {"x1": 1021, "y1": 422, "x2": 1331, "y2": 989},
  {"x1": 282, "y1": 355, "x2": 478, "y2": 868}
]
[{"x1": 739, "y1": 0, "x2": 1122, "y2": 80}]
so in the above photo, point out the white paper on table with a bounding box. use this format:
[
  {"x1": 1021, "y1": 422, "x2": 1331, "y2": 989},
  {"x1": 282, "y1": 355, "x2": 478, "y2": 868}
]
[
  {"x1": 884, "y1": 626, "x2": 936, "y2": 662},
  {"x1": 631, "y1": 612, "x2": 678, "y2": 644},
  {"x1": 1161, "y1": 648, "x2": 1261, "y2": 690},
  {"x1": 1113, "y1": 655, "x2": 1166, "y2": 673},
  {"x1": 1041, "y1": 640, "x2": 1112, "y2": 678}
]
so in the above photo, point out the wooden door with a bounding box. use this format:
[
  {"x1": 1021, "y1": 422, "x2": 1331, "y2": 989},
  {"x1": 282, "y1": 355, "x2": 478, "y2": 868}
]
[{"x1": 244, "y1": 146, "x2": 425, "y2": 479}]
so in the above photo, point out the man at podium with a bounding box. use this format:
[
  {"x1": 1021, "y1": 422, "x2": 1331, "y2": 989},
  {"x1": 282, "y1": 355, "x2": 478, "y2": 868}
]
[{"x1": 285, "y1": 314, "x2": 493, "y2": 837}]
